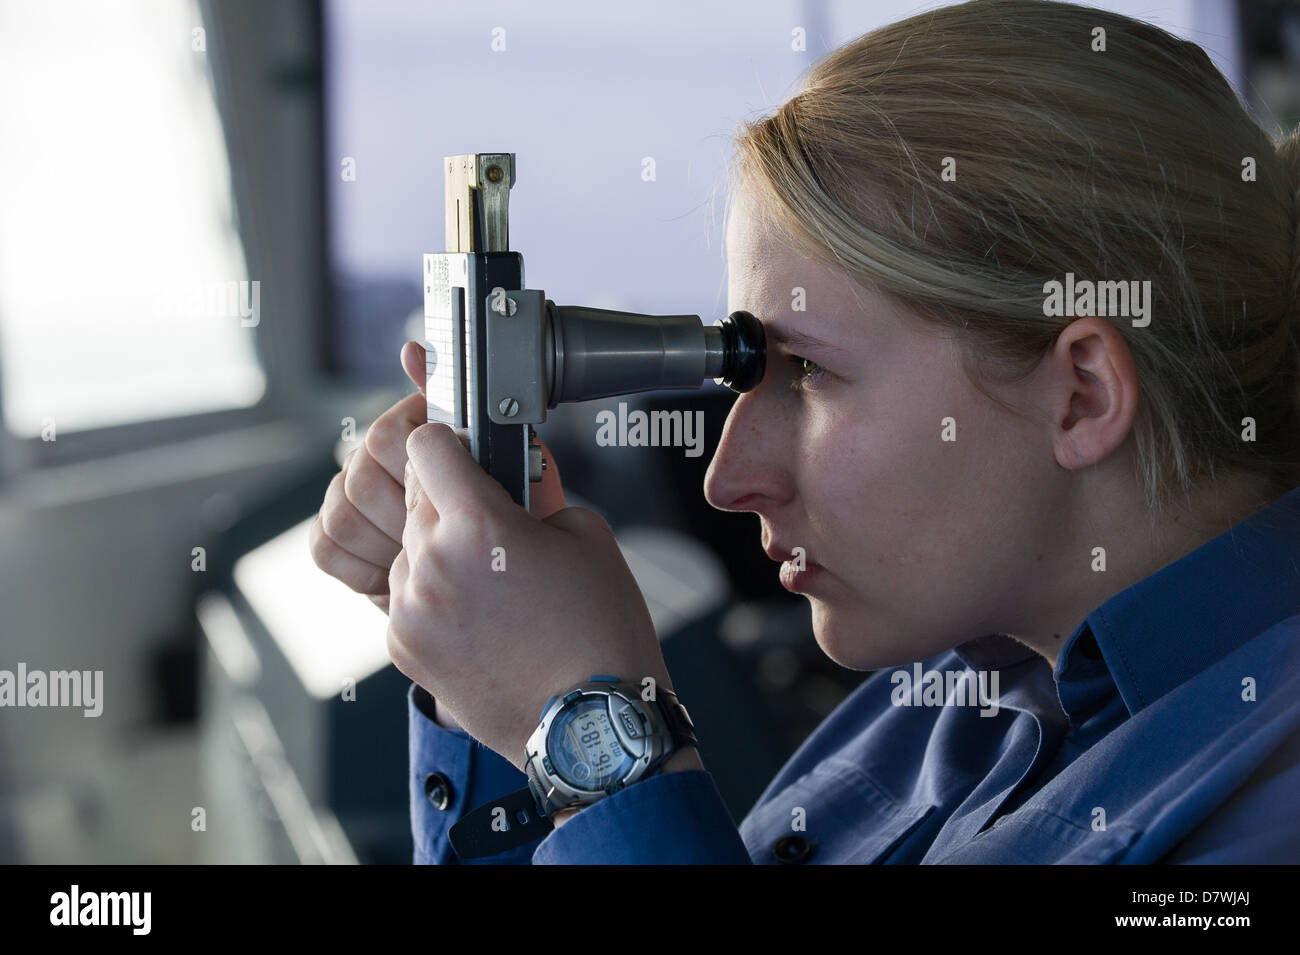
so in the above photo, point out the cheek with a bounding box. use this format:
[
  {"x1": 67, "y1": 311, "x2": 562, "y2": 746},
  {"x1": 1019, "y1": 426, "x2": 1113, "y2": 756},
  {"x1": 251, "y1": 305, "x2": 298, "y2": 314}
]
[
  {"x1": 801, "y1": 382, "x2": 1009, "y2": 574},
  {"x1": 787, "y1": 359, "x2": 1042, "y2": 664}
]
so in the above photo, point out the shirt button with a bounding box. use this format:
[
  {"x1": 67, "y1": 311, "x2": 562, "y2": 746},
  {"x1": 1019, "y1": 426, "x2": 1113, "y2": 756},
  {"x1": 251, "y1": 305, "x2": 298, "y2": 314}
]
[
  {"x1": 424, "y1": 772, "x2": 454, "y2": 811},
  {"x1": 773, "y1": 835, "x2": 816, "y2": 863}
]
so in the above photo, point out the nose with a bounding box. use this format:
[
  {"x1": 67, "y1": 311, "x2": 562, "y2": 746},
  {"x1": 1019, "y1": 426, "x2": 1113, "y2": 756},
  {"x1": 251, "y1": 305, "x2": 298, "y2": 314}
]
[{"x1": 703, "y1": 388, "x2": 791, "y2": 513}]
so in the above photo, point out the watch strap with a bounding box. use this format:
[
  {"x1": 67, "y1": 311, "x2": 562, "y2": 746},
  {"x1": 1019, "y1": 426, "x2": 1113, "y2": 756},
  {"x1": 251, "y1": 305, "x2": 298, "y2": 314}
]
[
  {"x1": 447, "y1": 783, "x2": 552, "y2": 860},
  {"x1": 653, "y1": 688, "x2": 698, "y2": 752}
]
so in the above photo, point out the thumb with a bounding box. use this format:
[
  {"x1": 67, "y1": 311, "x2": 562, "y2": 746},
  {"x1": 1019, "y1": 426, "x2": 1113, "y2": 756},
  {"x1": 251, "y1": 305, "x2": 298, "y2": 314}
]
[
  {"x1": 543, "y1": 505, "x2": 612, "y2": 541},
  {"x1": 401, "y1": 341, "x2": 427, "y2": 397}
]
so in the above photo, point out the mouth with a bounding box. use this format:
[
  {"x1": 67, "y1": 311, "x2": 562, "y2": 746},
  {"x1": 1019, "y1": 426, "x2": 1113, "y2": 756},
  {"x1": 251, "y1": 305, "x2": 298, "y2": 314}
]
[{"x1": 763, "y1": 542, "x2": 825, "y2": 593}]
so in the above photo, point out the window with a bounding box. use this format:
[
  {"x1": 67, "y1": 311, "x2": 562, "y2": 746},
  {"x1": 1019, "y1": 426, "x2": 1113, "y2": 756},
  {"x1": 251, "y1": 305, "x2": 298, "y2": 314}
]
[{"x1": 0, "y1": 0, "x2": 265, "y2": 439}]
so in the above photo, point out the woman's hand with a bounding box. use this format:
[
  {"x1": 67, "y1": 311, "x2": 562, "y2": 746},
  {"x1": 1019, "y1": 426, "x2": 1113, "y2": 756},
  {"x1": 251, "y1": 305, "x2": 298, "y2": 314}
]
[
  {"x1": 386, "y1": 420, "x2": 673, "y2": 771},
  {"x1": 309, "y1": 341, "x2": 568, "y2": 616}
]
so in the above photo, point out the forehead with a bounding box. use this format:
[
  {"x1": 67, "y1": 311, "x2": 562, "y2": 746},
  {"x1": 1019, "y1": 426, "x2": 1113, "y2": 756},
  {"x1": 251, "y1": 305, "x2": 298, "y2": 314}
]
[
  {"x1": 725, "y1": 183, "x2": 863, "y2": 317},
  {"x1": 725, "y1": 184, "x2": 789, "y2": 276}
]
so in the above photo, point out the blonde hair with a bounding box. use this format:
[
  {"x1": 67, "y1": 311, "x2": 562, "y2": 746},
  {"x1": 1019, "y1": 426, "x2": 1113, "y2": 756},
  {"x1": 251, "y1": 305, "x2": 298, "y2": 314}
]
[{"x1": 730, "y1": 0, "x2": 1300, "y2": 524}]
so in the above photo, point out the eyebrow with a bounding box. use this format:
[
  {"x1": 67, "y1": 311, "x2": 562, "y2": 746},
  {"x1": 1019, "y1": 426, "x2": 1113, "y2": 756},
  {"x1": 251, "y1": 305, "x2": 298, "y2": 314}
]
[{"x1": 765, "y1": 323, "x2": 847, "y2": 356}]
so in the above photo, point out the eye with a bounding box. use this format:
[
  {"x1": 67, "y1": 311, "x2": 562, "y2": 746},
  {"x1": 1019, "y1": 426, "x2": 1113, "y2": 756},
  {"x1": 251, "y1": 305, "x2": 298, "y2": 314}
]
[{"x1": 787, "y1": 353, "x2": 828, "y2": 393}]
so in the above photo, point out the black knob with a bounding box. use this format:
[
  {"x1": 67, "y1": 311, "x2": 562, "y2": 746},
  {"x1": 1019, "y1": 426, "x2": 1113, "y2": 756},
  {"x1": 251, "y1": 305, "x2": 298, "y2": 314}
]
[{"x1": 716, "y1": 310, "x2": 765, "y2": 393}]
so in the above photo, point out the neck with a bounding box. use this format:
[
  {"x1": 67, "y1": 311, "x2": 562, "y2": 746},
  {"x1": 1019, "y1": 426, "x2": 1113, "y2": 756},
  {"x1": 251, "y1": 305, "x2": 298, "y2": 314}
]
[{"x1": 1007, "y1": 472, "x2": 1280, "y2": 670}]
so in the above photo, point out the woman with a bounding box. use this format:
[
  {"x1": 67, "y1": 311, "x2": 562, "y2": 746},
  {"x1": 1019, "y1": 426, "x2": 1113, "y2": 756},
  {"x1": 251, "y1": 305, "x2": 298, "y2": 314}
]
[{"x1": 311, "y1": 0, "x2": 1300, "y2": 863}]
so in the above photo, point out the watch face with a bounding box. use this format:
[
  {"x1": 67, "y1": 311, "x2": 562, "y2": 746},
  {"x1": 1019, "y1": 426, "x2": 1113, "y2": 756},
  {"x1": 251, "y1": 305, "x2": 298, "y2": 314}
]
[{"x1": 547, "y1": 697, "x2": 636, "y2": 791}]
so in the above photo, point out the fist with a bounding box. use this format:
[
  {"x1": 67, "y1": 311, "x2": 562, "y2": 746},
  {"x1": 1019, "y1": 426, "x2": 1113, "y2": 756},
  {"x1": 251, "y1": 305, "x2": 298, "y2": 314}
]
[
  {"x1": 387, "y1": 421, "x2": 669, "y2": 767},
  {"x1": 310, "y1": 341, "x2": 567, "y2": 613}
]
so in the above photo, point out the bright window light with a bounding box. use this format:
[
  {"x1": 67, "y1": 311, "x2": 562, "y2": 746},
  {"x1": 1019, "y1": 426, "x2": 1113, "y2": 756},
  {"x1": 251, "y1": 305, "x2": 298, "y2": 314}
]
[{"x1": 0, "y1": 0, "x2": 265, "y2": 438}]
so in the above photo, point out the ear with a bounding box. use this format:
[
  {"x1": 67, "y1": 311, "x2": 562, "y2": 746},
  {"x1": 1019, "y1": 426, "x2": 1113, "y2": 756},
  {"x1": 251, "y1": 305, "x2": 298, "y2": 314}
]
[{"x1": 1048, "y1": 318, "x2": 1139, "y2": 471}]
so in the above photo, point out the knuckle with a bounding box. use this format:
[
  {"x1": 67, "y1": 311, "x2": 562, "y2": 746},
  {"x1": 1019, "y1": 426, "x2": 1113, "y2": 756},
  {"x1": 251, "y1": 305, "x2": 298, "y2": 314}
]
[
  {"x1": 340, "y1": 561, "x2": 385, "y2": 598},
  {"x1": 363, "y1": 414, "x2": 397, "y2": 460},
  {"x1": 310, "y1": 517, "x2": 347, "y2": 567},
  {"x1": 314, "y1": 543, "x2": 352, "y2": 588},
  {"x1": 342, "y1": 449, "x2": 376, "y2": 503},
  {"x1": 312, "y1": 515, "x2": 387, "y2": 596},
  {"x1": 361, "y1": 562, "x2": 390, "y2": 596},
  {"x1": 318, "y1": 500, "x2": 358, "y2": 547},
  {"x1": 400, "y1": 512, "x2": 426, "y2": 552},
  {"x1": 449, "y1": 501, "x2": 497, "y2": 541},
  {"x1": 322, "y1": 467, "x2": 347, "y2": 506},
  {"x1": 401, "y1": 549, "x2": 445, "y2": 605},
  {"x1": 308, "y1": 516, "x2": 335, "y2": 570}
]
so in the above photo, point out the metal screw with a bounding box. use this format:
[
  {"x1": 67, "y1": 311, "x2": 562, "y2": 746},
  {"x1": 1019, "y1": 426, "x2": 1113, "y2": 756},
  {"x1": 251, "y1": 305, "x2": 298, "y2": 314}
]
[
  {"x1": 498, "y1": 397, "x2": 519, "y2": 417},
  {"x1": 491, "y1": 295, "x2": 517, "y2": 317},
  {"x1": 485, "y1": 164, "x2": 504, "y2": 183}
]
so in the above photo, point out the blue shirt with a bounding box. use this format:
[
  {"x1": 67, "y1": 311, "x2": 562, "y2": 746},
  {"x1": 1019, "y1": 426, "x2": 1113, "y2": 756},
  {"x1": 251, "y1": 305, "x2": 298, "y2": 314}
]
[{"x1": 408, "y1": 485, "x2": 1300, "y2": 864}]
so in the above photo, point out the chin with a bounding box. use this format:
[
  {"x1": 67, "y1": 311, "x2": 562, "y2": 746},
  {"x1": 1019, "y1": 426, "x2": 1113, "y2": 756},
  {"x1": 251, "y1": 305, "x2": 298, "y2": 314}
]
[
  {"x1": 806, "y1": 605, "x2": 889, "y2": 670},
  {"x1": 809, "y1": 602, "x2": 908, "y2": 672}
]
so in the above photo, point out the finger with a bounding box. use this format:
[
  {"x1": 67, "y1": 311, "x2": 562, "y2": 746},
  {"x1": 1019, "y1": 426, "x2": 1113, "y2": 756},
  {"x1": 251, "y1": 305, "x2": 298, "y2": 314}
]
[
  {"x1": 342, "y1": 448, "x2": 408, "y2": 546},
  {"x1": 309, "y1": 512, "x2": 391, "y2": 596},
  {"x1": 401, "y1": 341, "x2": 427, "y2": 397},
  {"x1": 365, "y1": 390, "x2": 430, "y2": 484},
  {"x1": 407, "y1": 422, "x2": 513, "y2": 521},
  {"x1": 319, "y1": 475, "x2": 400, "y2": 568},
  {"x1": 401, "y1": 457, "x2": 439, "y2": 555},
  {"x1": 528, "y1": 437, "x2": 567, "y2": 520}
]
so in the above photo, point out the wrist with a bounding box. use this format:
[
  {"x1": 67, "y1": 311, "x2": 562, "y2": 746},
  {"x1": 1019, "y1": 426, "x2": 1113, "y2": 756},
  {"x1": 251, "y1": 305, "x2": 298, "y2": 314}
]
[
  {"x1": 550, "y1": 806, "x2": 582, "y2": 827},
  {"x1": 658, "y1": 745, "x2": 703, "y2": 774},
  {"x1": 549, "y1": 746, "x2": 702, "y2": 829}
]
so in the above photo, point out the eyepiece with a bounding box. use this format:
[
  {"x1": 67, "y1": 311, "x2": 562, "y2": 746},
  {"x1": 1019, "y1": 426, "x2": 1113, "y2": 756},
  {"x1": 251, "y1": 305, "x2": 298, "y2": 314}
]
[
  {"x1": 713, "y1": 310, "x2": 765, "y2": 392},
  {"x1": 540, "y1": 302, "x2": 766, "y2": 406}
]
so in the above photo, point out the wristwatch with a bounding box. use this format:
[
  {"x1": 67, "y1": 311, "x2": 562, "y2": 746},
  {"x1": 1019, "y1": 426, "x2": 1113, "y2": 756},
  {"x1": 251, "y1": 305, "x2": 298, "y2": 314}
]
[{"x1": 448, "y1": 675, "x2": 698, "y2": 859}]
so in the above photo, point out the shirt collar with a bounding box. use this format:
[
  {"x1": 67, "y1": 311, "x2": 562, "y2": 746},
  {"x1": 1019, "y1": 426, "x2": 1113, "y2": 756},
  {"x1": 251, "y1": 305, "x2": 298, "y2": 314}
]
[
  {"x1": 1060, "y1": 484, "x2": 1300, "y2": 718},
  {"x1": 952, "y1": 632, "x2": 1039, "y2": 671}
]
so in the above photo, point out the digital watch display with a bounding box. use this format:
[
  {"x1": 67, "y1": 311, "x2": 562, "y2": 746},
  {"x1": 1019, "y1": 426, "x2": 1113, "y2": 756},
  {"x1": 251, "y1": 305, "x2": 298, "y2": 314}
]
[{"x1": 546, "y1": 697, "x2": 638, "y2": 790}]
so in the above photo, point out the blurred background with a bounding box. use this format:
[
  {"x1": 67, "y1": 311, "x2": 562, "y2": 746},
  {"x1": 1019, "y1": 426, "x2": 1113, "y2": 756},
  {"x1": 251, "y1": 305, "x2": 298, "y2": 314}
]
[{"x1": 0, "y1": 0, "x2": 1294, "y2": 863}]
